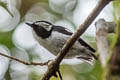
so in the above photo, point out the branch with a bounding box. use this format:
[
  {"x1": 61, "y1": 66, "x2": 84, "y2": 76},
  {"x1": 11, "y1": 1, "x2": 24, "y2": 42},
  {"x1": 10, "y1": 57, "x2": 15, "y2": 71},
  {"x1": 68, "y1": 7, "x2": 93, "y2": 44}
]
[
  {"x1": 95, "y1": 19, "x2": 120, "y2": 80},
  {"x1": 0, "y1": 52, "x2": 49, "y2": 66},
  {"x1": 95, "y1": 19, "x2": 116, "y2": 66},
  {"x1": 41, "y1": 0, "x2": 113, "y2": 80}
]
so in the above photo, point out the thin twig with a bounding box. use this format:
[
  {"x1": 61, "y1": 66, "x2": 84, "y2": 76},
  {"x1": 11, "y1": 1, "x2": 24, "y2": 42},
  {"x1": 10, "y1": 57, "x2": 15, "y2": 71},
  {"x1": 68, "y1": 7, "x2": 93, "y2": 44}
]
[
  {"x1": 41, "y1": 0, "x2": 113, "y2": 80},
  {"x1": 57, "y1": 69, "x2": 63, "y2": 80},
  {"x1": 0, "y1": 52, "x2": 49, "y2": 66}
]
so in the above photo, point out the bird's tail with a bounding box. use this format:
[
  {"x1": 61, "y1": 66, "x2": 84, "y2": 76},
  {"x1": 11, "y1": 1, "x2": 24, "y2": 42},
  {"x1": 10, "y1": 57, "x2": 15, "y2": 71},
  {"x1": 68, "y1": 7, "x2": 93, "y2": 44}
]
[{"x1": 76, "y1": 53, "x2": 97, "y2": 65}]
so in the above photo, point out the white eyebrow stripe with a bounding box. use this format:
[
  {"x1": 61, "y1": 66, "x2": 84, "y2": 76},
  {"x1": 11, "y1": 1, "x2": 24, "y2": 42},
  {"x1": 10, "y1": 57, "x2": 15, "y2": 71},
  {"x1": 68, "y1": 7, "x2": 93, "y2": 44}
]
[{"x1": 34, "y1": 22, "x2": 50, "y2": 26}]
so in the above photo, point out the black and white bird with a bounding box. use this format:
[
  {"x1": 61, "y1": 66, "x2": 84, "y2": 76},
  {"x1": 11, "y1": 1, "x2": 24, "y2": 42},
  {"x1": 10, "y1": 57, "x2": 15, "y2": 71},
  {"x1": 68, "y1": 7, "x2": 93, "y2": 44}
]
[{"x1": 26, "y1": 20, "x2": 97, "y2": 63}]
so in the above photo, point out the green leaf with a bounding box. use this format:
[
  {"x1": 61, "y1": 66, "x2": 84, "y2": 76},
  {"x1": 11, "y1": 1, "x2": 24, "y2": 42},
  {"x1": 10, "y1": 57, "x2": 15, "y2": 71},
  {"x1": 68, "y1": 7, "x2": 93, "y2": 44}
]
[
  {"x1": 0, "y1": 31, "x2": 14, "y2": 49},
  {"x1": 113, "y1": 0, "x2": 120, "y2": 20},
  {"x1": 0, "y1": 1, "x2": 13, "y2": 17}
]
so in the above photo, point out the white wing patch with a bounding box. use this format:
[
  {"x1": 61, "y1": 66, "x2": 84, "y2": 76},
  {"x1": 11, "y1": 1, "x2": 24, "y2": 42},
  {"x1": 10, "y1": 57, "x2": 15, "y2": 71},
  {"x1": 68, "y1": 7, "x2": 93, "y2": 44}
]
[{"x1": 65, "y1": 28, "x2": 72, "y2": 33}]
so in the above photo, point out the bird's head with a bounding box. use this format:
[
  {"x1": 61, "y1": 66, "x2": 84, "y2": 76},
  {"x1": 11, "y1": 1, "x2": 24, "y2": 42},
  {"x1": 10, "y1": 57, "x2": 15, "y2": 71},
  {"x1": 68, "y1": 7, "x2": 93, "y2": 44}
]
[
  {"x1": 26, "y1": 20, "x2": 53, "y2": 38},
  {"x1": 26, "y1": 20, "x2": 53, "y2": 32}
]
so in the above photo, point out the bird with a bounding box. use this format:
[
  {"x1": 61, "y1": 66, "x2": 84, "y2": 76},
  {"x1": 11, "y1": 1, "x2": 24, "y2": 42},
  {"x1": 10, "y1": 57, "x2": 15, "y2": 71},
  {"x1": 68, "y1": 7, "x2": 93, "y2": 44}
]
[{"x1": 26, "y1": 20, "x2": 97, "y2": 63}]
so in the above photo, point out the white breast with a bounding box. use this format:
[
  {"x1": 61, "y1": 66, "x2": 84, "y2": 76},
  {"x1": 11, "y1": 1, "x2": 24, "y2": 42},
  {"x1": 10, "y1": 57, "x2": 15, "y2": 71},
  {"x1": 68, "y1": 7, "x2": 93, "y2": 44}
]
[{"x1": 33, "y1": 31, "x2": 69, "y2": 56}]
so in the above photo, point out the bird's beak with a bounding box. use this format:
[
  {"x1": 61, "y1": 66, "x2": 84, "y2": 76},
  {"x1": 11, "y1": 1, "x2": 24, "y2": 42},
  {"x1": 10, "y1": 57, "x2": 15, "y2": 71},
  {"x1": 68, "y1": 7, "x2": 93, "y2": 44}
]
[{"x1": 25, "y1": 22, "x2": 32, "y2": 27}]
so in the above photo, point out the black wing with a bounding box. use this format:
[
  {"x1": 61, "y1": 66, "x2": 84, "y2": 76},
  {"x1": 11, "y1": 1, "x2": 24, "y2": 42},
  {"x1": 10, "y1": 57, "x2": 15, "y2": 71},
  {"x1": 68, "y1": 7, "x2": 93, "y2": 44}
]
[
  {"x1": 78, "y1": 38, "x2": 95, "y2": 52},
  {"x1": 52, "y1": 25, "x2": 96, "y2": 52},
  {"x1": 53, "y1": 25, "x2": 73, "y2": 35}
]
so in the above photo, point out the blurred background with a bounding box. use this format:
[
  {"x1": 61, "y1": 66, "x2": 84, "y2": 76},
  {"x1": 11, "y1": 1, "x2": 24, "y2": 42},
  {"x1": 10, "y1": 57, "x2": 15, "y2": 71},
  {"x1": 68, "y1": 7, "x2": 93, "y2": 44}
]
[{"x1": 0, "y1": 0, "x2": 119, "y2": 80}]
